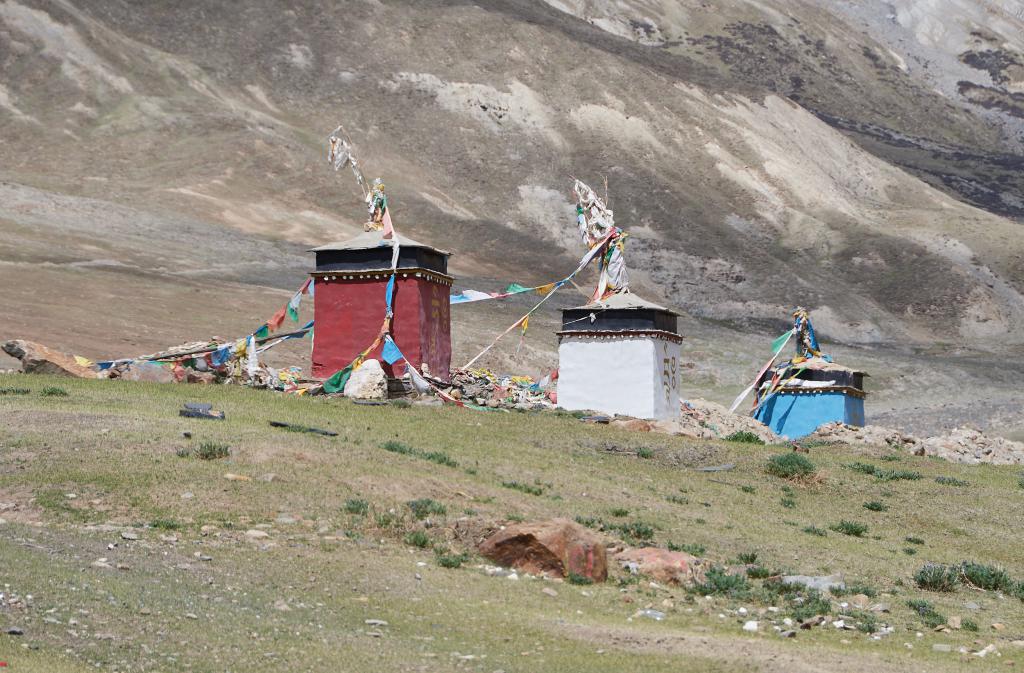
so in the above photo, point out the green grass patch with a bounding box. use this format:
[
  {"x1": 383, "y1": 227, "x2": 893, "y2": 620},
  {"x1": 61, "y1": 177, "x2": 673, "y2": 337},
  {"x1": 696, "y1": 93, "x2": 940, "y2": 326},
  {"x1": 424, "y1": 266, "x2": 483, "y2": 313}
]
[
  {"x1": 846, "y1": 462, "x2": 921, "y2": 481},
  {"x1": 863, "y1": 501, "x2": 888, "y2": 512},
  {"x1": 195, "y1": 441, "x2": 230, "y2": 460},
  {"x1": 0, "y1": 387, "x2": 30, "y2": 395},
  {"x1": 501, "y1": 480, "x2": 544, "y2": 496},
  {"x1": 830, "y1": 520, "x2": 868, "y2": 537},
  {"x1": 39, "y1": 386, "x2": 69, "y2": 397},
  {"x1": 935, "y1": 476, "x2": 969, "y2": 487},
  {"x1": 404, "y1": 530, "x2": 430, "y2": 548},
  {"x1": 736, "y1": 551, "x2": 758, "y2": 564},
  {"x1": 907, "y1": 598, "x2": 946, "y2": 628},
  {"x1": 567, "y1": 572, "x2": 594, "y2": 585},
  {"x1": 765, "y1": 453, "x2": 816, "y2": 480},
  {"x1": 905, "y1": 536, "x2": 925, "y2": 545},
  {"x1": 802, "y1": 525, "x2": 827, "y2": 537},
  {"x1": 691, "y1": 567, "x2": 749, "y2": 598},
  {"x1": 609, "y1": 507, "x2": 629, "y2": 517},
  {"x1": 344, "y1": 498, "x2": 369, "y2": 515},
  {"x1": 149, "y1": 518, "x2": 181, "y2": 530},
  {"x1": 407, "y1": 498, "x2": 446, "y2": 520},
  {"x1": 381, "y1": 440, "x2": 457, "y2": 468},
  {"x1": 914, "y1": 563, "x2": 959, "y2": 592},
  {"x1": 746, "y1": 565, "x2": 775, "y2": 579},
  {"x1": 780, "y1": 497, "x2": 797, "y2": 509},
  {"x1": 724, "y1": 431, "x2": 765, "y2": 445},
  {"x1": 960, "y1": 561, "x2": 1013, "y2": 591},
  {"x1": 667, "y1": 542, "x2": 705, "y2": 556},
  {"x1": 435, "y1": 550, "x2": 469, "y2": 569},
  {"x1": 636, "y1": 447, "x2": 654, "y2": 459},
  {"x1": 740, "y1": 485, "x2": 756, "y2": 494}
]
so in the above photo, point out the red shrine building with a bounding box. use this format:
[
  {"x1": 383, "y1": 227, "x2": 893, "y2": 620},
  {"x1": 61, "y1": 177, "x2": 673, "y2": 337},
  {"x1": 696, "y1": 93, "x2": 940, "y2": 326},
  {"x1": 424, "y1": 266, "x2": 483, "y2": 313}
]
[{"x1": 310, "y1": 230, "x2": 453, "y2": 381}]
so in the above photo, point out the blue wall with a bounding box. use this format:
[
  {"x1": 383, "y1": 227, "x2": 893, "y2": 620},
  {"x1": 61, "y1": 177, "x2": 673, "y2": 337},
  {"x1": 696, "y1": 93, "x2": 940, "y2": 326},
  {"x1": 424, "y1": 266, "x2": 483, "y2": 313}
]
[{"x1": 754, "y1": 391, "x2": 865, "y2": 439}]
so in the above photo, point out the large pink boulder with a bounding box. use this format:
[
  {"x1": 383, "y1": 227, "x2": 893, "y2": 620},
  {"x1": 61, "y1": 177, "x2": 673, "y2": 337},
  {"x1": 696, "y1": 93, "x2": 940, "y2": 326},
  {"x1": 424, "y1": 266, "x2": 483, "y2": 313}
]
[
  {"x1": 479, "y1": 518, "x2": 607, "y2": 582},
  {"x1": 2, "y1": 340, "x2": 95, "y2": 378},
  {"x1": 614, "y1": 547, "x2": 706, "y2": 586}
]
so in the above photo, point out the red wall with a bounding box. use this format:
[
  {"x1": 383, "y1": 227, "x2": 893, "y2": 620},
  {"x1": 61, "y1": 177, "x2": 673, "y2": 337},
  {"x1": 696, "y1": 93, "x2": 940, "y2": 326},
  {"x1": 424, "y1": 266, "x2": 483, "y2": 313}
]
[{"x1": 311, "y1": 273, "x2": 451, "y2": 381}]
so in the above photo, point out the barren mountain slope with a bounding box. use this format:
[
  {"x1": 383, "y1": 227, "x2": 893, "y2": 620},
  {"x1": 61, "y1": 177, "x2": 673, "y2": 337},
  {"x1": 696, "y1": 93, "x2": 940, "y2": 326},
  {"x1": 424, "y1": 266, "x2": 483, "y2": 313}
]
[{"x1": 1, "y1": 0, "x2": 1023, "y2": 434}]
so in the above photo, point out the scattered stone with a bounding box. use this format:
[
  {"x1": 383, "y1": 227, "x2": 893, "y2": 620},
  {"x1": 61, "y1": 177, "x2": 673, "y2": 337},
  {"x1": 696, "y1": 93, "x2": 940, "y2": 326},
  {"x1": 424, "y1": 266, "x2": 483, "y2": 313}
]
[
  {"x1": 609, "y1": 418, "x2": 652, "y2": 432},
  {"x1": 868, "y1": 603, "x2": 890, "y2": 613},
  {"x1": 993, "y1": 623, "x2": 1006, "y2": 631},
  {"x1": 948, "y1": 615, "x2": 962, "y2": 630},
  {"x1": 90, "y1": 558, "x2": 113, "y2": 570},
  {"x1": 800, "y1": 615, "x2": 826, "y2": 629},
  {"x1": 965, "y1": 601, "x2": 981, "y2": 611},
  {"x1": 613, "y1": 547, "x2": 705, "y2": 586},
  {"x1": 159, "y1": 534, "x2": 178, "y2": 543},
  {"x1": 809, "y1": 422, "x2": 1024, "y2": 465},
  {"x1": 365, "y1": 619, "x2": 388, "y2": 627},
  {"x1": 1, "y1": 339, "x2": 95, "y2": 378},
  {"x1": 224, "y1": 473, "x2": 251, "y2": 482},
  {"x1": 343, "y1": 359, "x2": 388, "y2": 400},
  {"x1": 200, "y1": 525, "x2": 217, "y2": 535},
  {"x1": 245, "y1": 529, "x2": 270, "y2": 540},
  {"x1": 780, "y1": 630, "x2": 797, "y2": 638},
  {"x1": 542, "y1": 587, "x2": 558, "y2": 598},
  {"x1": 849, "y1": 594, "x2": 870, "y2": 610},
  {"x1": 181, "y1": 492, "x2": 194, "y2": 500},
  {"x1": 273, "y1": 600, "x2": 292, "y2": 612},
  {"x1": 120, "y1": 530, "x2": 139, "y2": 541},
  {"x1": 743, "y1": 620, "x2": 759, "y2": 632},
  {"x1": 782, "y1": 574, "x2": 844, "y2": 592},
  {"x1": 275, "y1": 515, "x2": 297, "y2": 525},
  {"x1": 635, "y1": 609, "x2": 665, "y2": 621},
  {"x1": 259, "y1": 473, "x2": 279, "y2": 483},
  {"x1": 478, "y1": 519, "x2": 607, "y2": 582},
  {"x1": 184, "y1": 613, "x2": 198, "y2": 620},
  {"x1": 117, "y1": 361, "x2": 176, "y2": 384},
  {"x1": 5, "y1": 627, "x2": 24, "y2": 636}
]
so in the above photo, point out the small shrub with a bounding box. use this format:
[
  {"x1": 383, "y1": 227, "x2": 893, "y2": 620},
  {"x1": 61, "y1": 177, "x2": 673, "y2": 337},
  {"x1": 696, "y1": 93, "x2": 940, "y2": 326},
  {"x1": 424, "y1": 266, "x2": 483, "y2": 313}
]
[
  {"x1": 0, "y1": 387, "x2": 30, "y2": 395},
  {"x1": 574, "y1": 515, "x2": 603, "y2": 530},
  {"x1": 501, "y1": 480, "x2": 544, "y2": 496},
  {"x1": 903, "y1": 547, "x2": 917, "y2": 555},
  {"x1": 788, "y1": 590, "x2": 832, "y2": 622},
  {"x1": 1018, "y1": 476, "x2": 1024, "y2": 490},
  {"x1": 725, "y1": 431, "x2": 765, "y2": 445},
  {"x1": 962, "y1": 619, "x2": 979, "y2": 632},
  {"x1": 636, "y1": 447, "x2": 654, "y2": 459},
  {"x1": 914, "y1": 563, "x2": 959, "y2": 592},
  {"x1": 421, "y1": 450, "x2": 458, "y2": 468},
  {"x1": 405, "y1": 530, "x2": 430, "y2": 548},
  {"x1": 610, "y1": 507, "x2": 629, "y2": 517},
  {"x1": 195, "y1": 441, "x2": 230, "y2": 460},
  {"x1": 506, "y1": 512, "x2": 525, "y2": 523},
  {"x1": 436, "y1": 551, "x2": 469, "y2": 569},
  {"x1": 905, "y1": 536, "x2": 925, "y2": 545},
  {"x1": 740, "y1": 485, "x2": 756, "y2": 494},
  {"x1": 736, "y1": 551, "x2": 758, "y2": 564},
  {"x1": 39, "y1": 386, "x2": 69, "y2": 397},
  {"x1": 617, "y1": 521, "x2": 655, "y2": 541},
  {"x1": 847, "y1": 461, "x2": 879, "y2": 476},
  {"x1": 149, "y1": 518, "x2": 181, "y2": 530},
  {"x1": 855, "y1": 612, "x2": 879, "y2": 634},
  {"x1": 407, "y1": 498, "x2": 446, "y2": 520},
  {"x1": 666, "y1": 494, "x2": 688, "y2": 505},
  {"x1": 863, "y1": 501, "x2": 888, "y2": 512},
  {"x1": 880, "y1": 454, "x2": 902, "y2": 462},
  {"x1": 175, "y1": 447, "x2": 191, "y2": 458},
  {"x1": 831, "y1": 520, "x2": 868, "y2": 537},
  {"x1": 375, "y1": 512, "x2": 399, "y2": 528},
  {"x1": 668, "y1": 542, "x2": 705, "y2": 556},
  {"x1": 344, "y1": 498, "x2": 369, "y2": 515},
  {"x1": 390, "y1": 399, "x2": 412, "y2": 409},
  {"x1": 802, "y1": 525, "x2": 827, "y2": 537},
  {"x1": 935, "y1": 476, "x2": 969, "y2": 487},
  {"x1": 876, "y1": 469, "x2": 922, "y2": 482},
  {"x1": 567, "y1": 572, "x2": 593, "y2": 585},
  {"x1": 765, "y1": 453, "x2": 816, "y2": 480},
  {"x1": 907, "y1": 598, "x2": 948, "y2": 627},
  {"x1": 692, "y1": 567, "x2": 749, "y2": 598},
  {"x1": 381, "y1": 440, "x2": 414, "y2": 455},
  {"x1": 780, "y1": 497, "x2": 797, "y2": 509},
  {"x1": 746, "y1": 565, "x2": 775, "y2": 579},
  {"x1": 833, "y1": 583, "x2": 877, "y2": 598},
  {"x1": 960, "y1": 561, "x2": 1013, "y2": 592}
]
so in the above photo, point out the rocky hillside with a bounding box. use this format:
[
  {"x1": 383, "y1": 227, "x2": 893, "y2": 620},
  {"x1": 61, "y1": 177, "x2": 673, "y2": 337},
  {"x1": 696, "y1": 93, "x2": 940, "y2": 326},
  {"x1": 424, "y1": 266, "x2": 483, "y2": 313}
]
[{"x1": 1, "y1": 0, "x2": 1023, "y2": 432}]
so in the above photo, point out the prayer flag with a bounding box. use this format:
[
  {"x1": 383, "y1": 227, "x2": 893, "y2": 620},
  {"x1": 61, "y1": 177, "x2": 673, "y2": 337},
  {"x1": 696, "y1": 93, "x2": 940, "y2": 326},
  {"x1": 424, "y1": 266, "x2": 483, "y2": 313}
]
[{"x1": 382, "y1": 338, "x2": 403, "y2": 365}]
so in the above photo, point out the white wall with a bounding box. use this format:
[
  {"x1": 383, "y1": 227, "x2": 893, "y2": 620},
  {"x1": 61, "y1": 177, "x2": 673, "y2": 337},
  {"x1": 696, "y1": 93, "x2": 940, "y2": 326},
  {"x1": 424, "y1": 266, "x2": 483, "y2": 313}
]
[{"x1": 557, "y1": 334, "x2": 680, "y2": 419}]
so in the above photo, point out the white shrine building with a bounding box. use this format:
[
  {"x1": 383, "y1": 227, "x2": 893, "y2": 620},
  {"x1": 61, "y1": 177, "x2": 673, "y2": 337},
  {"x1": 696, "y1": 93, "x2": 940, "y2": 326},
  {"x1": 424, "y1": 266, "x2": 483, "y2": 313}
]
[{"x1": 556, "y1": 292, "x2": 681, "y2": 420}]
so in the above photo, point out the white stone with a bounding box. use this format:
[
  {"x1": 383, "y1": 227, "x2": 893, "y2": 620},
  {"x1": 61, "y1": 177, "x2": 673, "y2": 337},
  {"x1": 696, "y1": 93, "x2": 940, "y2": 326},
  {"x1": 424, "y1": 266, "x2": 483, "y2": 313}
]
[
  {"x1": 343, "y1": 359, "x2": 388, "y2": 400},
  {"x1": 742, "y1": 620, "x2": 759, "y2": 632},
  {"x1": 557, "y1": 334, "x2": 680, "y2": 419}
]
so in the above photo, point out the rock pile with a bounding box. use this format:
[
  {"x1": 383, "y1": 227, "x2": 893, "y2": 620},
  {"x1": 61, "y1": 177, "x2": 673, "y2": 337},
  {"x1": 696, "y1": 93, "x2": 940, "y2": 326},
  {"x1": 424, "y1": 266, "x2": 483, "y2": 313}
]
[
  {"x1": 651, "y1": 398, "x2": 781, "y2": 443},
  {"x1": 808, "y1": 422, "x2": 1024, "y2": 465}
]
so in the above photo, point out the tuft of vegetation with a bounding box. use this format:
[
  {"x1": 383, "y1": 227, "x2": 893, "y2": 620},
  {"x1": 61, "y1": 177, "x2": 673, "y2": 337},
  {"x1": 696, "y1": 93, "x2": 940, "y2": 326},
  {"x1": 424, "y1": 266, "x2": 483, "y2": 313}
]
[
  {"x1": 381, "y1": 440, "x2": 458, "y2": 468},
  {"x1": 880, "y1": 454, "x2": 902, "y2": 462},
  {"x1": 501, "y1": 480, "x2": 544, "y2": 496},
  {"x1": 344, "y1": 498, "x2": 369, "y2": 515},
  {"x1": 404, "y1": 530, "x2": 430, "y2": 548},
  {"x1": 610, "y1": 507, "x2": 629, "y2": 517},
  {"x1": 435, "y1": 550, "x2": 469, "y2": 569},
  {"x1": 830, "y1": 520, "x2": 868, "y2": 537},
  {"x1": 740, "y1": 485, "x2": 756, "y2": 494},
  {"x1": 736, "y1": 551, "x2": 759, "y2": 565},
  {"x1": 691, "y1": 567, "x2": 749, "y2": 598},
  {"x1": 962, "y1": 619, "x2": 979, "y2": 632},
  {"x1": 833, "y1": 583, "x2": 877, "y2": 598},
  {"x1": 407, "y1": 498, "x2": 446, "y2": 520},
  {"x1": 668, "y1": 542, "x2": 705, "y2": 556},
  {"x1": 636, "y1": 447, "x2": 654, "y2": 459},
  {"x1": 567, "y1": 572, "x2": 594, "y2": 586},
  {"x1": 724, "y1": 431, "x2": 765, "y2": 445},
  {"x1": 935, "y1": 476, "x2": 969, "y2": 487},
  {"x1": 149, "y1": 518, "x2": 181, "y2": 530},
  {"x1": 906, "y1": 598, "x2": 946, "y2": 628},
  {"x1": 780, "y1": 497, "x2": 797, "y2": 509},
  {"x1": 960, "y1": 561, "x2": 1013, "y2": 592},
  {"x1": 505, "y1": 512, "x2": 525, "y2": 523},
  {"x1": 863, "y1": 501, "x2": 888, "y2": 512},
  {"x1": 914, "y1": 563, "x2": 959, "y2": 592},
  {"x1": 846, "y1": 462, "x2": 921, "y2": 481},
  {"x1": 905, "y1": 536, "x2": 925, "y2": 545},
  {"x1": 746, "y1": 565, "x2": 775, "y2": 579},
  {"x1": 194, "y1": 441, "x2": 230, "y2": 460},
  {"x1": 788, "y1": 590, "x2": 833, "y2": 622},
  {"x1": 617, "y1": 521, "x2": 655, "y2": 542},
  {"x1": 39, "y1": 386, "x2": 69, "y2": 397},
  {"x1": 765, "y1": 453, "x2": 816, "y2": 480},
  {"x1": 0, "y1": 387, "x2": 30, "y2": 395},
  {"x1": 389, "y1": 399, "x2": 412, "y2": 409},
  {"x1": 666, "y1": 494, "x2": 689, "y2": 505},
  {"x1": 802, "y1": 525, "x2": 827, "y2": 537},
  {"x1": 854, "y1": 611, "x2": 879, "y2": 634},
  {"x1": 903, "y1": 547, "x2": 918, "y2": 556}
]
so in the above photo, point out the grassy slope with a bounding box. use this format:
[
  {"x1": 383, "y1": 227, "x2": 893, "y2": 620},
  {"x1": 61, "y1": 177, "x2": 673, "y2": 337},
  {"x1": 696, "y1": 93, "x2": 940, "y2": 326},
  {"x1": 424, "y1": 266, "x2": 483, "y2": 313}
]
[{"x1": 1, "y1": 375, "x2": 1023, "y2": 672}]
